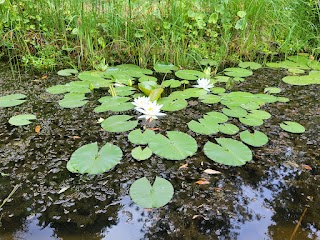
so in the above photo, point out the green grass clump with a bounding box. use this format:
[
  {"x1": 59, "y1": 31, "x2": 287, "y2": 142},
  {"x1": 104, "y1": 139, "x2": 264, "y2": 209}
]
[{"x1": 0, "y1": 0, "x2": 319, "y2": 71}]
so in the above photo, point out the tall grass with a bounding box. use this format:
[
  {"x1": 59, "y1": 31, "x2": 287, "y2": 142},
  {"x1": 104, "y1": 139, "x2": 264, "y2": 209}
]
[{"x1": 0, "y1": 0, "x2": 319, "y2": 71}]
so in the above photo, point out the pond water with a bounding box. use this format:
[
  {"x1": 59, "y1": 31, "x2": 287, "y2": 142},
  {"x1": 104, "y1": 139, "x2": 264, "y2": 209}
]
[{"x1": 0, "y1": 62, "x2": 319, "y2": 240}]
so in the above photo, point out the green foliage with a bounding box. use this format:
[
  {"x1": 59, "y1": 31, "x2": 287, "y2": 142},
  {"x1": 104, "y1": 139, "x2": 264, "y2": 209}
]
[
  {"x1": 129, "y1": 177, "x2": 174, "y2": 208},
  {"x1": 240, "y1": 130, "x2": 269, "y2": 147},
  {"x1": 101, "y1": 115, "x2": 138, "y2": 133},
  {"x1": 67, "y1": 142, "x2": 122, "y2": 174},
  {"x1": 280, "y1": 121, "x2": 305, "y2": 133},
  {"x1": 0, "y1": 94, "x2": 27, "y2": 107},
  {"x1": 9, "y1": 114, "x2": 36, "y2": 126},
  {"x1": 131, "y1": 146, "x2": 152, "y2": 161}
]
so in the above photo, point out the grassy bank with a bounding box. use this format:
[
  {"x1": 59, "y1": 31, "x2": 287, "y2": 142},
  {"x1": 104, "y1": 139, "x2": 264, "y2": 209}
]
[{"x1": 0, "y1": 0, "x2": 319, "y2": 71}]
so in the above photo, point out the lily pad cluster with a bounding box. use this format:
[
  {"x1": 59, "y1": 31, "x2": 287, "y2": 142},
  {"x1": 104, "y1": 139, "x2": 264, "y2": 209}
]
[{"x1": 45, "y1": 60, "x2": 307, "y2": 208}]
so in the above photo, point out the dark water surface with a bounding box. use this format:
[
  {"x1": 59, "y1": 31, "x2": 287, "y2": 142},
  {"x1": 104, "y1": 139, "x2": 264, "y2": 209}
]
[{"x1": 0, "y1": 63, "x2": 319, "y2": 240}]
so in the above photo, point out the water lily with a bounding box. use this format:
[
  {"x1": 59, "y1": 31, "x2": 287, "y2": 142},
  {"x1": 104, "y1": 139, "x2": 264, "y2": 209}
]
[
  {"x1": 137, "y1": 101, "x2": 166, "y2": 121},
  {"x1": 132, "y1": 96, "x2": 151, "y2": 110},
  {"x1": 193, "y1": 78, "x2": 214, "y2": 92}
]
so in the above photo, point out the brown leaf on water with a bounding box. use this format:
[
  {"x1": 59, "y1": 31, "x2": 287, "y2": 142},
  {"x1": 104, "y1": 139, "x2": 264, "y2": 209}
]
[
  {"x1": 195, "y1": 179, "x2": 210, "y2": 185},
  {"x1": 178, "y1": 163, "x2": 188, "y2": 170},
  {"x1": 41, "y1": 75, "x2": 48, "y2": 79},
  {"x1": 71, "y1": 136, "x2": 81, "y2": 139},
  {"x1": 302, "y1": 164, "x2": 312, "y2": 170},
  {"x1": 203, "y1": 169, "x2": 222, "y2": 175},
  {"x1": 35, "y1": 125, "x2": 41, "y2": 134}
]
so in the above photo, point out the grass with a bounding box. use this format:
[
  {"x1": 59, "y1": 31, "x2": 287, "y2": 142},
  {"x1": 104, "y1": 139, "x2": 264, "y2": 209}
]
[{"x1": 0, "y1": 0, "x2": 319, "y2": 71}]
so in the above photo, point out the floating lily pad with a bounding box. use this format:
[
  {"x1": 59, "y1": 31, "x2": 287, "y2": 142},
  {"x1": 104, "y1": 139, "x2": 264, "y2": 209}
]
[
  {"x1": 138, "y1": 81, "x2": 160, "y2": 96},
  {"x1": 129, "y1": 176, "x2": 174, "y2": 208},
  {"x1": 264, "y1": 87, "x2": 281, "y2": 94},
  {"x1": 211, "y1": 87, "x2": 226, "y2": 94},
  {"x1": 57, "y1": 68, "x2": 78, "y2": 76},
  {"x1": 288, "y1": 68, "x2": 305, "y2": 74},
  {"x1": 214, "y1": 76, "x2": 230, "y2": 83},
  {"x1": 65, "y1": 81, "x2": 91, "y2": 93},
  {"x1": 240, "y1": 130, "x2": 268, "y2": 147},
  {"x1": 204, "y1": 138, "x2": 252, "y2": 166},
  {"x1": 58, "y1": 93, "x2": 88, "y2": 108},
  {"x1": 248, "y1": 110, "x2": 271, "y2": 120},
  {"x1": 138, "y1": 75, "x2": 158, "y2": 82},
  {"x1": 114, "y1": 86, "x2": 136, "y2": 96},
  {"x1": 131, "y1": 146, "x2": 152, "y2": 161},
  {"x1": 46, "y1": 85, "x2": 70, "y2": 94},
  {"x1": 188, "y1": 119, "x2": 219, "y2": 135},
  {"x1": 280, "y1": 121, "x2": 305, "y2": 133},
  {"x1": 157, "y1": 98, "x2": 188, "y2": 111},
  {"x1": 199, "y1": 94, "x2": 221, "y2": 104},
  {"x1": 148, "y1": 131, "x2": 197, "y2": 160},
  {"x1": 239, "y1": 116, "x2": 264, "y2": 126},
  {"x1": 128, "y1": 129, "x2": 156, "y2": 145},
  {"x1": 162, "y1": 79, "x2": 182, "y2": 88},
  {"x1": 9, "y1": 114, "x2": 36, "y2": 126},
  {"x1": 101, "y1": 115, "x2": 138, "y2": 132},
  {"x1": 282, "y1": 72, "x2": 320, "y2": 85},
  {"x1": 175, "y1": 70, "x2": 206, "y2": 80},
  {"x1": 205, "y1": 111, "x2": 229, "y2": 123},
  {"x1": 94, "y1": 97, "x2": 134, "y2": 112},
  {"x1": 277, "y1": 97, "x2": 290, "y2": 102},
  {"x1": 218, "y1": 123, "x2": 239, "y2": 135},
  {"x1": 154, "y1": 63, "x2": 178, "y2": 73},
  {"x1": 238, "y1": 62, "x2": 262, "y2": 70},
  {"x1": 0, "y1": 93, "x2": 27, "y2": 107},
  {"x1": 223, "y1": 68, "x2": 253, "y2": 77},
  {"x1": 222, "y1": 107, "x2": 247, "y2": 118},
  {"x1": 66, "y1": 142, "x2": 122, "y2": 174}
]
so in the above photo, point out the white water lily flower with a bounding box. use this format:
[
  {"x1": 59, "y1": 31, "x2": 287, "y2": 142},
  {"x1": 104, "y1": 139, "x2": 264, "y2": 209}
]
[
  {"x1": 132, "y1": 96, "x2": 151, "y2": 110},
  {"x1": 194, "y1": 78, "x2": 214, "y2": 92},
  {"x1": 136, "y1": 100, "x2": 166, "y2": 121}
]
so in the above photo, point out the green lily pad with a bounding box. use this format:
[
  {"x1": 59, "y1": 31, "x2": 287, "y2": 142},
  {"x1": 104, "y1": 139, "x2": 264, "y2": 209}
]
[
  {"x1": 188, "y1": 119, "x2": 219, "y2": 135},
  {"x1": 65, "y1": 81, "x2": 91, "y2": 93},
  {"x1": 138, "y1": 75, "x2": 158, "y2": 82},
  {"x1": 203, "y1": 138, "x2": 252, "y2": 166},
  {"x1": 277, "y1": 97, "x2": 290, "y2": 103},
  {"x1": 162, "y1": 79, "x2": 182, "y2": 88},
  {"x1": 58, "y1": 93, "x2": 88, "y2": 108},
  {"x1": 66, "y1": 142, "x2": 122, "y2": 174},
  {"x1": 77, "y1": 71, "x2": 105, "y2": 81},
  {"x1": 239, "y1": 116, "x2": 264, "y2": 126},
  {"x1": 149, "y1": 88, "x2": 164, "y2": 101},
  {"x1": 94, "y1": 97, "x2": 134, "y2": 112},
  {"x1": 205, "y1": 111, "x2": 229, "y2": 123},
  {"x1": 138, "y1": 81, "x2": 160, "y2": 96},
  {"x1": 57, "y1": 68, "x2": 78, "y2": 76},
  {"x1": 222, "y1": 107, "x2": 247, "y2": 118},
  {"x1": 264, "y1": 87, "x2": 281, "y2": 94},
  {"x1": 46, "y1": 85, "x2": 70, "y2": 94},
  {"x1": 199, "y1": 94, "x2": 221, "y2": 104},
  {"x1": 240, "y1": 130, "x2": 269, "y2": 147},
  {"x1": 280, "y1": 121, "x2": 305, "y2": 133},
  {"x1": 157, "y1": 98, "x2": 188, "y2": 111},
  {"x1": 148, "y1": 131, "x2": 197, "y2": 160},
  {"x1": 9, "y1": 114, "x2": 36, "y2": 126},
  {"x1": 154, "y1": 63, "x2": 178, "y2": 73},
  {"x1": 131, "y1": 146, "x2": 152, "y2": 161},
  {"x1": 223, "y1": 68, "x2": 253, "y2": 77},
  {"x1": 0, "y1": 93, "x2": 27, "y2": 107},
  {"x1": 114, "y1": 86, "x2": 136, "y2": 96},
  {"x1": 129, "y1": 176, "x2": 174, "y2": 208},
  {"x1": 218, "y1": 123, "x2": 239, "y2": 135},
  {"x1": 175, "y1": 70, "x2": 206, "y2": 80},
  {"x1": 101, "y1": 115, "x2": 138, "y2": 133},
  {"x1": 238, "y1": 62, "x2": 262, "y2": 70},
  {"x1": 214, "y1": 76, "x2": 230, "y2": 83},
  {"x1": 211, "y1": 87, "x2": 226, "y2": 94},
  {"x1": 288, "y1": 68, "x2": 305, "y2": 74},
  {"x1": 128, "y1": 129, "x2": 156, "y2": 145},
  {"x1": 282, "y1": 72, "x2": 320, "y2": 85},
  {"x1": 247, "y1": 110, "x2": 271, "y2": 120}
]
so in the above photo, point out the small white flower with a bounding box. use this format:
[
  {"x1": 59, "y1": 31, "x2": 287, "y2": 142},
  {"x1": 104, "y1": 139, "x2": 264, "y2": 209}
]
[
  {"x1": 193, "y1": 78, "x2": 214, "y2": 92},
  {"x1": 97, "y1": 117, "x2": 104, "y2": 123},
  {"x1": 132, "y1": 96, "x2": 151, "y2": 110},
  {"x1": 137, "y1": 101, "x2": 166, "y2": 121}
]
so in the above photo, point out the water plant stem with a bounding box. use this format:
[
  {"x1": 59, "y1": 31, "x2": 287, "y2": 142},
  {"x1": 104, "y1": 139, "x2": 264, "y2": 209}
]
[
  {"x1": 289, "y1": 207, "x2": 308, "y2": 240},
  {"x1": 0, "y1": 185, "x2": 19, "y2": 209}
]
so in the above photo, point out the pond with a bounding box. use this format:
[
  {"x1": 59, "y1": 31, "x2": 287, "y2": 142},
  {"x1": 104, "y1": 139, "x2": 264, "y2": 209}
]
[{"x1": 0, "y1": 62, "x2": 319, "y2": 240}]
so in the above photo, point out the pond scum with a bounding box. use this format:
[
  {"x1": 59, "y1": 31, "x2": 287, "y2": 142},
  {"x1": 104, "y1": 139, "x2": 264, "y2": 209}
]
[{"x1": 1, "y1": 55, "x2": 319, "y2": 209}]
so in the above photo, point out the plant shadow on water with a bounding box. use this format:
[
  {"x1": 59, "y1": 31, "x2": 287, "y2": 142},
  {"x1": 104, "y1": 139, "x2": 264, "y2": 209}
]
[{"x1": 0, "y1": 62, "x2": 319, "y2": 240}]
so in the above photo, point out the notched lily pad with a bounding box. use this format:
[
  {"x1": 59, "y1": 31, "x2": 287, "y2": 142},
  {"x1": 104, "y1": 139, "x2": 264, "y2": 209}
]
[
  {"x1": 9, "y1": 114, "x2": 36, "y2": 126},
  {"x1": 280, "y1": 121, "x2": 305, "y2": 133},
  {"x1": 129, "y1": 176, "x2": 174, "y2": 208},
  {"x1": 175, "y1": 70, "x2": 206, "y2": 80},
  {"x1": 0, "y1": 93, "x2": 27, "y2": 107},
  {"x1": 101, "y1": 115, "x2": 138, "y2": 132},
  {"x1": 58, "y1": 93, "x2": 88, "y2": 108},
  {"x1": 223, "y1": 68, "x2": 253, "y2": 77},
  {"x1": 67, "y1": 142, "x2": 122, "y2": 174},
  {"x1": 57, "y1": 68, "x2": 78, "y2": 76},
  {"x1": 128, "y1": 129, "x2": 156, "y2": 145},
  {"x1": 204, "y1": 138, "x2": 252, "y2": 166},
  {"x1": 131, "y1": 146, "x2": 152, "y2": 161},
  {"x1": 240, "y1": 130, "x2": 268, "y2": 147}
]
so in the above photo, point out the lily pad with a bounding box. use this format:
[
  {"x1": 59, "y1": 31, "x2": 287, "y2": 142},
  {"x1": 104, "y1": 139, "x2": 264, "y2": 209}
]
[
  {"x1": 175, "y1": 70, "x2": 206, "y2": 80},
  {"x1": 128, "y1": 129, "x2": 156, "y2": 145},
  {"x1": 131, "y1": 146, "x2": 152, "y2": 161},
  {"x1": 188, "y1": 119, "x2": 219, "y2": 135},
  {"x1": 46, "y1": 85, "x2": 71, "y2": 94},
  {"x1": 282, "y1": 72, "x2": 320, "y2": 85},
  {"x1": 218, "y1": 123, "x2": 239, "y2": 135},
  {"x1": 240, "y1": 130, "x2": 269, "y2": 147},
  {"x1": 222, "y1": 107, "x2": 247, "y2": 118},
  {"x1": 205, "y1": 111, "x2": 229, "y2": 123},
  {"x1": 9, "y1": 114, "x2": 36, "y2": 126},
  {"x1": 211, "y1": 87, "x2": 226, "y2": 94},
  {"x1": 238, "y1": 62, "x2": 262, "y2": 70},
  {"x1": 154, "y1": 63, "x2": 178, "y2": 73},
  {"x1": 148, "y1": 131, "x2": 197, "y2": 160},
  {"x1": 129, "y1": 176, "x2": 174, "y2": 208},
  {"x1": 58, "y1": 93, "x2": 88, "y2": 108},
  {"x1": 0, "y1": 94, "x2": 27, "y2": 107},
  {"x1": 203, "y1": 138, "x2": 252, "y2": 166},
  {"x1": 199, "y1": 94, "x2": 221, "y2": 104},
  {"x1": 223, "y1": 68, "x2": 253, "y2": 77},
  {"x1": 157, "y1": 98, "x2": 188, "y2": 111},
  {"x1": 57, "y1": 68, "x2": 78, "y2": 76},
  {"x1": 94, "y1": 97, "x2": 134, "y2": 112},
  {"x1": 264, "y1": 87, "x2": 281, "y2": 94},
  {"x1": 247, "y1": 110, "x2": 271, "y2": 120},
  {"x1": 114, "y1": 86, "x2": 136, "y2": 96},
  {"x1": 162, "y1": 79, "x2": 182, "y2": 88},
  {"x1": 239, "y1": 116, "x2": 264, "y2": 126},
  {"x1": 280, "y1": 121, "x2": 305, "y2": 133},
  {"x1": 66, "y1": 142, "x2": 122, "y2": 174},
  {"x1": 101, "y1": 115, "x2": 138, "y2": 132}
]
